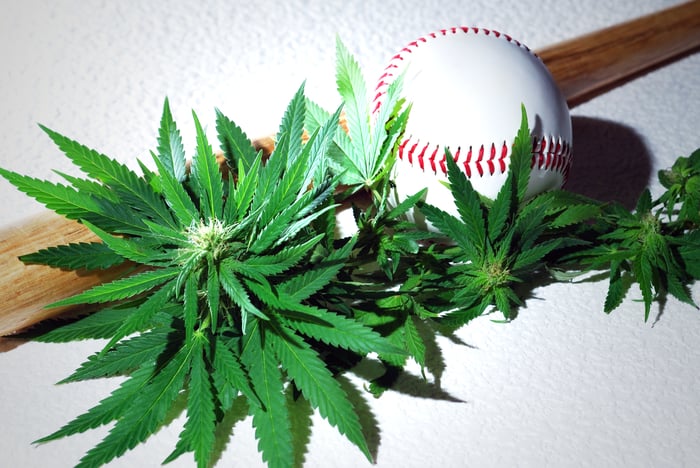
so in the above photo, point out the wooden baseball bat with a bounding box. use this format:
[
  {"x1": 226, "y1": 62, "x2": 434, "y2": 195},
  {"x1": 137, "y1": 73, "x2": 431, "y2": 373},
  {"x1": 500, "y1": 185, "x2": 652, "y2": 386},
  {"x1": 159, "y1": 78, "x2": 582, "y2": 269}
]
[{"x1": 1, "y1": 1, "x2": 699, "y2": 336}]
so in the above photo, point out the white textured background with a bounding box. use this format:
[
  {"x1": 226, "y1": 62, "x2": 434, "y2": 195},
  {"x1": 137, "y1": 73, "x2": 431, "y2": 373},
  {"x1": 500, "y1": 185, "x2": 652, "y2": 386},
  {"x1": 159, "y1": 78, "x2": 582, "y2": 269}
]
[{"x1": 1, "y1": 0, "x2": 699, "y2": 467}]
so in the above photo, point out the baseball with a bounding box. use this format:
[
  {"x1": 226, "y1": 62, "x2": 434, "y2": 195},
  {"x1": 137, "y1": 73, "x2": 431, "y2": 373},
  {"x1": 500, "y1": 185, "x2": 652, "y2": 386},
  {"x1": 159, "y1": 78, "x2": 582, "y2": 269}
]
[{"x1": 374, "y1": 27, "x2": 572, "y2": 230}]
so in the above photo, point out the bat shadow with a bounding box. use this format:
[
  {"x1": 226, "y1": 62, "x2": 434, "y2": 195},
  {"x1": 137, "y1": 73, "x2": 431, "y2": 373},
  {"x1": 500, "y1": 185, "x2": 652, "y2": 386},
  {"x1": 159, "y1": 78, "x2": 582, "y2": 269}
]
[{"x1": 564, "y1": 116, "x2": 653, "y2": 210}]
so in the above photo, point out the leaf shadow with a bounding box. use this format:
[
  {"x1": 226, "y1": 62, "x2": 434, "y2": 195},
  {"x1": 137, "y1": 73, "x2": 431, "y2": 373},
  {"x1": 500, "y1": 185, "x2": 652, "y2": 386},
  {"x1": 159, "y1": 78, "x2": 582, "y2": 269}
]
[
  {"x1": 414, "y1": 317, "x2": 447, "y2": 387},
  {"x1": 336, "y1": 373, "x2": 382, "y2": 463},
  {"x1": 287, "y1": 387, "x2": 315, "y2": 468},
  {"x1": 206, "y1": 390, "x2": 315, "y2": 468},
  {"x1": 350, "y1": 358, "x2": 464, "y2": 403},
  {"x1": 207, "y1": 395, "x2": 251, "y2": 468},
  {"x1": 565, "y1": 116, "x2": 653, "y2": 210}
]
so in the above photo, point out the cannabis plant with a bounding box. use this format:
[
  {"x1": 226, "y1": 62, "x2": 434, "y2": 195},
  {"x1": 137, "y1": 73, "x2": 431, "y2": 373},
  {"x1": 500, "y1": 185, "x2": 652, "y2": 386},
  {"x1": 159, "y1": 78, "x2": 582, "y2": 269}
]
[{"x1": 1, "y1": 36, "x2": 698, "y2": 468}]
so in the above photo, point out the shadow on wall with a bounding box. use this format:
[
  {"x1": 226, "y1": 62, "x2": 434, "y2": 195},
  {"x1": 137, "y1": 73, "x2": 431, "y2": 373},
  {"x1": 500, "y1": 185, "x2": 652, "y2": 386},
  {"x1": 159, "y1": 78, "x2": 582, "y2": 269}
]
[{"x1": 565, "y1": 116, "x2": 653, "y2": 210}]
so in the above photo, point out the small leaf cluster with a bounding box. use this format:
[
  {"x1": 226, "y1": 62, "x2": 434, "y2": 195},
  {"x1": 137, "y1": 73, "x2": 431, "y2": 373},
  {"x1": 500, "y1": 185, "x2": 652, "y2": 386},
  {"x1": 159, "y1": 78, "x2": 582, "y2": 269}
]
[
  {"x1": 418, "y1": 106, "x2": 567, "y2": 322},
  {"x1": 305, "y1": 37, "x2": 410, "y2": 205},
  {"x1": 559, "y1": 150, "x2": 700, "y2": 320},
  {"x1": 1, "y1": 38, "x2": 698, "y2": 468}
]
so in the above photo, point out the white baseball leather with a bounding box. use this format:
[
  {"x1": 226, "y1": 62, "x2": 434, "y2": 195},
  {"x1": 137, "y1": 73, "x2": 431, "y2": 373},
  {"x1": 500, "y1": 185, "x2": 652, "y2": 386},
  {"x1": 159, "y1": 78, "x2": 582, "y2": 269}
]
[{"x1": 374, "y1": 27, "x2": 572, "y2": 228}]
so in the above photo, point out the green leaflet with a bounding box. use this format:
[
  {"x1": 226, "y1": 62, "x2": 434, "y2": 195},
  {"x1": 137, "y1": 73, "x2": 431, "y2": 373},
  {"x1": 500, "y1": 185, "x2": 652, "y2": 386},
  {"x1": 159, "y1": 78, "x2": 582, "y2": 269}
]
[
  {"x1": 511, "y1": 105, "x2": 533, "y2": 204},
  {"x1": 0, "y1": 168, "x2": 147, "y2": 234},
  {"x1": 97, "y1": 282, "x2": 176, "y2": 356},
  {"x1": 191, "y1": 110, "x2": 224, "y2": 220},
  {"x1": 224, "y1": 152, "x2": 262, "y2": 223},
  {"x1": 152, "y1": 153, "x2": 199, "y2": 227},
  {"x1": 633, "y1": 251, "x2": 655, "y2": 321},
  {"x1": 219, "y1": 263, "x2": 267, "y2": 326},
  {"x1": 282, "y1": 308, "x2": 405, "y2": 357},
  {"x1": 604, "y1": 262, "x2": 632, "y2": 313},
  {"x1": 60, "y1": 325, "x2": 175, "y2": 383},
  {"x1": 229, "y1": 233, "x2": 324, "y2": 279},
  {"x1": 82, "y1": 220, "x2": 172, "y2": 266},
  {"x1": 40, "y1": 124, "x2": 177, "y2": 229},
  {"x1": 48, "y1": 267, "x2": 179, "y2": 307},
  {"x1": 333, "y1": 129, "x2": 367, "y2": 186},
  {"x1": 207, "y1": 257, "x2": 221, "y2": 333},
  {"x1": 212, "y1": 336, "x2": 261, "y2": 411},
  {"x1": 418, "y1": 201, "x2": 476, "y2": 260},
  {"x1": 335, "y1": 37, "x2": 371, "y2": 178},
  {"x1": 215, "y1": 107, "x2": 259, "y2": 173},
  {"x1": 156, "y1": 98, "x2": 188, "y2": 183},
  {"x1": 34, "y1": 306, "x2": 135, "y2": 343},
  {"x1": 250, "y1": 132, "x2": 288, "y2": 220},
  {"x1": 75, "y1": 342, "x2": 194, "y2": 468},
  {"x1": 34, "y1": 363, "x2": 157, "y2": 445},
  {"x1": 268, "y1": 320, "x2": 372, "y2": 462},
  {"x1": 277, "y1": 82, "x2": 306, "y2": 169},
  {"x1": 512, "y1": 238, "x2": 563, "y2": 273},
  {"x1": 167, "y1": 335, "x2": 216, "y2": 468},
  {"x1": 403, "y1": 314, "x2": 427, "y2": 370},
  {"x1": 242, "y1": 320, "x2": 294, "y2": 468},
  {"x1": 184, "y1": 274, "x2": 199, "y2": 342},
  {"x1": 549, "y1": 202, "x2": 602, "y2": 228},
  {"x1": 53, "y1": 170, "x2": 121, "y2": 203},
  {"x1": 444, "y1": 150, "x2": 486, "y2": 258},
  {"x1": 278, "y1": 235, "x2": 356, "y2": 302},
  {"x1": 304, "y1": 97, "x2": 332, "y2": 135},
  {"x1": 299, "y1": 105, "x2": 344, "y2": 190},
  {"x1": 19, "y1": 241, "x2": 125, "y2": 270}
]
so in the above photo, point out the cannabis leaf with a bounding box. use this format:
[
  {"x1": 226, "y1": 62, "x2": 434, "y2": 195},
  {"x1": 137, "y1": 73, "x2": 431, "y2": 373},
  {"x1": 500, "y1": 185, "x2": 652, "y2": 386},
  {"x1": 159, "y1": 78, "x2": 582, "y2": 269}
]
[
  {"x1": 157, "y1": 97, "x2": 188, "y2": 183},
  {"x1": 306, "y1": 37, "x2": 409, "y2": 199},
  {"x1": 19, "y1": 242, "x2": 125, "y2": 270},
  {"x1": 3, "y1": 67, "x2": 406, "y2": 467},
  {"x1": 563, "y1": 185, "x2": 699, "y2": 320},
  {"x1": 419, "y1": 105, "x2": 566, "y2": 323},
  {"x1": 657, "y1": 148, "x2": 700, "y2": 225}
]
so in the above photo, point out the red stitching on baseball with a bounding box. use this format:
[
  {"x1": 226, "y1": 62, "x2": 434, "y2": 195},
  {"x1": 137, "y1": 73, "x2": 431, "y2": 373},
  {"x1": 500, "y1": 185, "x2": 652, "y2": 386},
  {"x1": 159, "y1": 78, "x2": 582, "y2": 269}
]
[
  {"x1": 407, "y1": 140, "x2": 419, "y2": 164},
  {"x1": 395, "y1": 134, "x2": 573, "y2": 181},
  {"x1": 416, "y1": 143, "x2": 429, "y2": 171},
  {"x1": 487, "y1": 143, "x2": 497, "y2": 174},
  {"x1": 438, "y1": 151, "x2": 447, "y2": 174},
  {"x1": 462, "y1": 146, "x2": 471, "y2": 178},
  {"x1": 398, "y1": 139, "x2": 409, "y2": 160},
  {"x1": 498, "y1": 141, "x2": 508, "y2": 172},
  {"x1": 429, "y1": 145, "x2": 439, "y2": 173},
  {"x1": 476, "y1": 145, "x2": 485, "y2": 177},
  {"x1": 376, "y1": 27, "x2": 570, "y2": 183},
  {"x1": 372, "y1": 26, "x2": 542, "y2": 117},
  {"x1": 463, "y1": 162, "x2": 471, "y2": 177}
]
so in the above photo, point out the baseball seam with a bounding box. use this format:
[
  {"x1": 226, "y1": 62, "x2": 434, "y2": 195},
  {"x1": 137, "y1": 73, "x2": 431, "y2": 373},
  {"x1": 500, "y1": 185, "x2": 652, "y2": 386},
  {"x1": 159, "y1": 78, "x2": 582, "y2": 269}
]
[
  {"x1": 397, "y1": 135, "x2": 572, "y2": 182},
  {"x1": 375, "y1": 26, "x2": 572, "y2": 182},
  {"x1": 373, "y1": 27, "x2": 532, "y2": 115}
]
